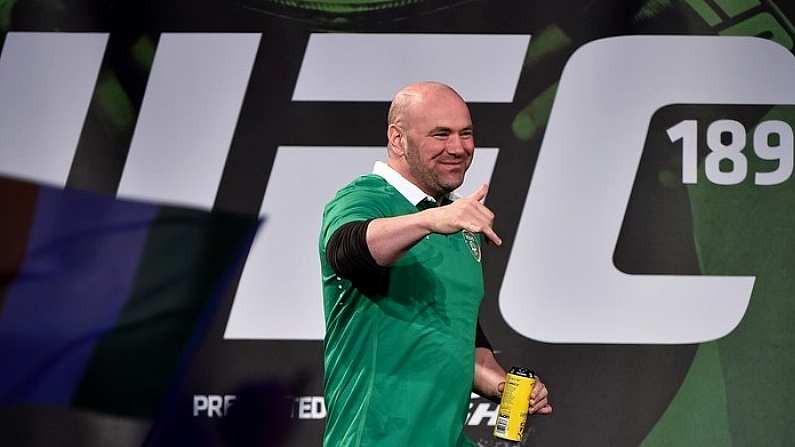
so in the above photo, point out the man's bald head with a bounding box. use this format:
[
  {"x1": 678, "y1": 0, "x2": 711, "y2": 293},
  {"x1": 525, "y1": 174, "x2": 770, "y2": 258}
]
[
  {"x1": 387, "y1": 81, "x2": 464, "y2": 128},
  {"x1": 385, "y1": 81, "x2": 474, "y2": 199}
]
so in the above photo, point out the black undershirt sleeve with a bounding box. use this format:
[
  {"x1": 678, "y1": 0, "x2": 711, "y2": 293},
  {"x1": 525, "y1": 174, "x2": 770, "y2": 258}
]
[
  {"x1": 326, "y1": 219, "x2": 494, "y2": 350},
  {"x1": 475, "y1": 321, "x2": 493, "y2": 351},
  {"x1": 326, "y1": 219, "x2": 389, "y2": 297}
]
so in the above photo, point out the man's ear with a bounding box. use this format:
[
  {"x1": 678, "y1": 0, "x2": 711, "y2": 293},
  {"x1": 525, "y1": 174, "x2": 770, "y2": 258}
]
[{"x1": 387, "y1": 124, "x2": 405, "y2": 157}]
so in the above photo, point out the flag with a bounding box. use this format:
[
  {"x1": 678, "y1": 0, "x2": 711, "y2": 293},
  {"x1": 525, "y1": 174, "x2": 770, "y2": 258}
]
[{"x1": 0, "y1": 175, "x2": 260, "y2": 445}]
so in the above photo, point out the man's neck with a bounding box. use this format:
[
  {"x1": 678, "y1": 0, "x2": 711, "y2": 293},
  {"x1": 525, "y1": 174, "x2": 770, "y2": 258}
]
[{"x1": 386, "y1": 160, "x2": 442, "y2": 201}]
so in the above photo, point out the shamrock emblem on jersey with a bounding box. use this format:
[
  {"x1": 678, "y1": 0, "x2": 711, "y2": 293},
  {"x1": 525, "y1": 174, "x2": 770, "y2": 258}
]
[{"x1": 461, "y1": 230, "x2": 481, "y2": 263}]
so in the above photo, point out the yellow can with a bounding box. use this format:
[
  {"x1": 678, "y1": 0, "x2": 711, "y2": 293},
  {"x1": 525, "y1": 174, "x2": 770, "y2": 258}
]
[{"x1": 493, "y1": 367, "x2": 536, "y2": 442}]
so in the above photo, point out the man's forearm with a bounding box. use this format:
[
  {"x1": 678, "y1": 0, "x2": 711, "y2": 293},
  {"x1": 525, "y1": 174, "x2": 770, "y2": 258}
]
[
  {"x1": 473, "y1": 347, "x2": 506, "y2": 403},
  {"x1": 366, "y1": 186, "x2": 502, "y2": 266},
  {"x1": 366, "y1": 211, "x2": 434, "y2": 266}
]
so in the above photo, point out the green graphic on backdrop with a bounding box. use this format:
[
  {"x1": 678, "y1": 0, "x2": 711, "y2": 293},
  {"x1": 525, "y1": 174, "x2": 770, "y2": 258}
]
[
  {"x1": 512, "y1": 24, "x2": 570, "y2": 142},
  {"x1": 641, "y1": 342, "x2": 731, "y2": 446},
  {"x1": 689, "y1": 107, "x2": 795, "y2": 446},
  {"x1": 639, "y1": 102, "x2": 795, "y2": 446},
  {"x1": 0, "y1": 0, "x2": 16, "y2": 30},
  {"x1": 637, "y1": 0, "x2": 795, "y2": 444}
]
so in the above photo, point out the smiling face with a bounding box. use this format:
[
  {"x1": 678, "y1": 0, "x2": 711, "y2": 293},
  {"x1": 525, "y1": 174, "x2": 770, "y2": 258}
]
[{"x1": 388, "y1": 84, "x2": 475, "y2": 199}]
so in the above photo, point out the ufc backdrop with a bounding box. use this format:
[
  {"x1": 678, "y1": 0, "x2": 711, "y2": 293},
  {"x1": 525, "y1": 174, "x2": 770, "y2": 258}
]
[{"x1": 1, "y1": 0, "x2": 795, "y2": 446}]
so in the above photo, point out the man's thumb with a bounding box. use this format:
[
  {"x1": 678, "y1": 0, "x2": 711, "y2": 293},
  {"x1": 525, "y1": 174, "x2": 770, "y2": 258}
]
[{"x1": 468, "y1": 183, "x2": 488, "y2": 201}]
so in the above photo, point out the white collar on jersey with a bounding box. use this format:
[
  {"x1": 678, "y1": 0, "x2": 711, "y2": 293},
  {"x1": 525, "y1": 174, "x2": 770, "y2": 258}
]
[{"x1": 371, "y1": 161, "x2": 458, "y2": 207}]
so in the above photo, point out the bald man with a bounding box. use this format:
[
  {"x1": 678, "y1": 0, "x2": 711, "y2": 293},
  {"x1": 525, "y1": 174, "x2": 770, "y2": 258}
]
[{"x1": 319, "y1": 82, "x2": 551, "y2": 446}]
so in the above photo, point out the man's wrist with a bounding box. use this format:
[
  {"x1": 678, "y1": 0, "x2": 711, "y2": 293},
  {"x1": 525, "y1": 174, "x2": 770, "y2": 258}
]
[{"x1": 414, "y1": 208, "x2": 436, "y2": 235}]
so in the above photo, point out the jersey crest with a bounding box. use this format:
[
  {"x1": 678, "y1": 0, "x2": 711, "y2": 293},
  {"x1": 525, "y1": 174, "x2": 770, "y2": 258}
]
[{"x1": 462, "y1": 230, "x2": 481, "y2": 263}]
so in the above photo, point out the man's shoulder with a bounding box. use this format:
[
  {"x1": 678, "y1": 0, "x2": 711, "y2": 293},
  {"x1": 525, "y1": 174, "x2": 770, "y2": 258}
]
[
  {"x1": 327, "y1": 174, "x2": 398, "y2": 206},
  {"x1": 340, "y1": 173, "x2": 389, "y2": 193},
  {"x1": 320, "y1": 174, "x2": 399, "y2": 241}
]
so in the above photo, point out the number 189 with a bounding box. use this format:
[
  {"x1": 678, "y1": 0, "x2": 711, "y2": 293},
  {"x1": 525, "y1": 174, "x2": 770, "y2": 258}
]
[{"x1": 666, "y1": 119, "x2": 793, "y2": 185}]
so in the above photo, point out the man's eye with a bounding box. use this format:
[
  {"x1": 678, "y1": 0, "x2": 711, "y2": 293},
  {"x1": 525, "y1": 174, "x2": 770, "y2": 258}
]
[{"x1": 433, "y1": 133, "x2": 449, "y2": 139}]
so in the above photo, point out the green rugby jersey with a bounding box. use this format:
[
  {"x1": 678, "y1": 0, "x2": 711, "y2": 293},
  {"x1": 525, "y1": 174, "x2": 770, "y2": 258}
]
[{"x1": 319, "y1": 163, "x2": 484, "y2": 447}]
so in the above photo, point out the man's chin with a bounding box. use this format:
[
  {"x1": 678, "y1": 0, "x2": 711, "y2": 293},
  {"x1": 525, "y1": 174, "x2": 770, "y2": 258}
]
[{"x1": 438, "y1": 179, "x2": 464, "y2": 195}]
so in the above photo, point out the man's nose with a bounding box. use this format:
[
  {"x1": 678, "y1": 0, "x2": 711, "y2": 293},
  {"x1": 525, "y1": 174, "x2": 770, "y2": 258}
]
[{"x1": 445, "y1": 134, "x2": 466, "y2": 155}]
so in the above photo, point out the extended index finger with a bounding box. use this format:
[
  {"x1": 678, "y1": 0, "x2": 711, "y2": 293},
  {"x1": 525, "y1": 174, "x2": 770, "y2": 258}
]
[{"x1": 482, "y1": 225, "x2": 502, "y2": 247}]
